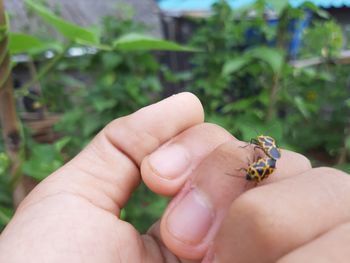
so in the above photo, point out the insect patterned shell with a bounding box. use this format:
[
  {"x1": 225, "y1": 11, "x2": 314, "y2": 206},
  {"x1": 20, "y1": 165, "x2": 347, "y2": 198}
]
[
  {"x1": 246, "y1": 158, "x2": 276, "y2": 183},
  {"x1": 256, "y1": 135, "x2": 281, "y2": 160},
  {"x1": 227, "y1": 135, "x2": 281, "y2": 183}
]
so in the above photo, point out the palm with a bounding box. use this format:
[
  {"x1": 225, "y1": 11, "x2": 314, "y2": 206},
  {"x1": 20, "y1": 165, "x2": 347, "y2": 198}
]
[{"x1": 2, "y1": 191, "x2": 145, "y2": 262}]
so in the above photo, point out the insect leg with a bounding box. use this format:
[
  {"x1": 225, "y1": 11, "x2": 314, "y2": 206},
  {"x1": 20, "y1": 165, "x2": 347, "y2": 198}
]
[
  {"x1": 239, "y1": 138, "x2": 259, "y2": 149},
  {"x1": 225, "y1": 172, "x2": 245, "y2": 179}
]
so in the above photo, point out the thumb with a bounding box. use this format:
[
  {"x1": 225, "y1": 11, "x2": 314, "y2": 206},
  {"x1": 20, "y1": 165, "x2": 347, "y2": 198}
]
[{"x1": 18, "y1": 92, "x2": 204, "y2": 215}]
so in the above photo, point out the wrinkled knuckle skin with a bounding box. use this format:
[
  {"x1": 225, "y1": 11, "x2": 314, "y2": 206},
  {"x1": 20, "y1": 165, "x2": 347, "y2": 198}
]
[
  {"x1": 104, "y1": 116, "x2": 161, "y2": 164},
  {"x1": 231, "y1": 191, "x2": 294, "y2": 255},
  {"x1": 105, "y1": 117, "x2": 127, "y2": 135}
]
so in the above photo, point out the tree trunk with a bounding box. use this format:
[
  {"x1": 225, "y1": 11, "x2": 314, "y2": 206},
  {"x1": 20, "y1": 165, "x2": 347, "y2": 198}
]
[{"x1": 0, "y1": 0, "x2": 26, "y2": 207}]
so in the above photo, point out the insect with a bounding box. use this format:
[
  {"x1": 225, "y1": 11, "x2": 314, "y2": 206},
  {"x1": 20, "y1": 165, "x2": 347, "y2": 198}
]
[
  {"x1": 245, "y1": 157, "x2": 276, "y2": 183},
  {"x1": 228, "y1": 135, "x2": 281, "y2": 185},
  {"x1": 249, "y1": 135, "x2": 281, "y2": 161},
  {"x1": 244, "y1": 135, "x2": 280, "y2": 183},
  {"x1": 227, "y1": 157, "x2": 277, "y2": 184}
]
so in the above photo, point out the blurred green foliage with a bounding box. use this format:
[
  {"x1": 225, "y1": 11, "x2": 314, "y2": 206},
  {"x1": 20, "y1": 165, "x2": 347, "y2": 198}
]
[
  {"x1": 42, "y1": 16, "x2": 168, "y2": 232},
  {"x1": 186, "y1": 0, "x2": 350, "y2": 162},
  {"x1": 1, "y1": 0, "x2": 350, "y2": 232},
  {"x1": 49, "y1": 16, "x2": 163, "y2": 149},
  {"x1": 3, "y1": 1, "x2": 187, "y2": 231},
  {"x1": 301, "y1": 20, "x2": 344, "y2": 58},
  {"x1": 28, "y1": 16, "x2": 168, "y2": 233},
  {"x1": 22, "y1": 137, "x2": 70, "y2": 180}
]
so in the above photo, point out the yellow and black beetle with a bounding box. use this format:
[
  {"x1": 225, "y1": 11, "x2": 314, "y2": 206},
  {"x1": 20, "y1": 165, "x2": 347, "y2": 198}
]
[
  {"x1": 245, "y1": 157, "x2": 276, "y2": 183},
  {"x1": 250, "y1": 135, "x2": 281, "y2": 161}
]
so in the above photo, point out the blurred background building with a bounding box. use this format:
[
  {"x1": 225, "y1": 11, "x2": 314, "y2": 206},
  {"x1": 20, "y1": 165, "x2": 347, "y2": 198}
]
[{"x1": 6, "y1": 0, "x2": 162, "y2": 37}]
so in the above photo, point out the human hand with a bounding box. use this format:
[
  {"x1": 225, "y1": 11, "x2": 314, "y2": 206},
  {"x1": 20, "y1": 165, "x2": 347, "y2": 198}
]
[
  {"x1": 0, "y1": 92, "x2": 349, "y2": 263},
  {"x1": 0, "y1": 93, "x2": 206, "y2": 262},
  {"x1": 204, "y1": 155, "x2": 350, "y2": 262}
]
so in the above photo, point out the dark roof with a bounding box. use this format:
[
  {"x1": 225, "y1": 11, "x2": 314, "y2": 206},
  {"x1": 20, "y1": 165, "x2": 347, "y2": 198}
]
[{"x1": 5, "y1": 0, "x2": 162, "y2": 37}]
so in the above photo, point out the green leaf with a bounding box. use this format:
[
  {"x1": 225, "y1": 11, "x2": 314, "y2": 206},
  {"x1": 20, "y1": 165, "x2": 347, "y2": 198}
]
[
  {"x1": 9, "y1": 32, "x2": 62, "y2": 55},
  {"x1": 54, "y1": 137, "x2": 71, "y2": 152},
  {"x1": 294, "y1": 96, "x2": 310, "y2": 119},
  {"x1": 75, "y1": 39, "x2": 112, "y2": 51},
  {"x1": 93, "y1": 98, "x2": 117, "y2": 112},
  {"x1": 113, "y1": 33, "x2": 198, "y2": 52},
  {"x1": 302, "y1": 2, "x2": 330, "y2": 19},
  {"x1": 0, "y1": 206, "x2": 13, "y2": 225},
  {"x1": 247, "y1": 47, "x2": 284, "y2": 74},
  {"x1": 23, "y1": 144, "x2": 64, "y2": 181},
  {"x1": 120, "y1": 209, "x2": 127, "y2": 220},
  {"x1": 222, "y1": 57, "x2": 250, "y2": 76},
  {"x1": 222, "y1": 97, "x2": 256, "y2": 113},
  {"x1": 239, "y1": 122, "x2": 263, "y2": 142},
  {"x1": 257, "y1": 90, "x2": 270, "y2": 107},
  {"x1": 0, "y1": 152, "x2": 9, "y2": 176},
  {"x1": 25, "y1": 0, "x2": 99, "y2": 44}
]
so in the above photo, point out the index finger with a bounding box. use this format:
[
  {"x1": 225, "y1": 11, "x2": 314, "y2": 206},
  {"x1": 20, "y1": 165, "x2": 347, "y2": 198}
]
[
  {"x1": 159, "y1": 140, "x2": 311, "y2": 260},
  {"x1": 18, "y1": 92, "x2": 204, "y2": 215},
  {"x1": 214, "y1": 167, "x2": 350, "y2": 263}
]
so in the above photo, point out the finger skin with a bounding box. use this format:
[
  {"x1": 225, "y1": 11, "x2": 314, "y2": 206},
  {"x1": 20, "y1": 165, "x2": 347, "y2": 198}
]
[
  {"x1": 262, "y1": 149, "x2": 311, "y2": 184},
  {"x1": 146, "y1": 221, "x2": 201, "y2": 263},
  {"x1": 278, "y1": 222, "x2": 350, "y2": 263},
  {"x1": 141, "y1": 123, "x2": 234, "y2": 196},
  {"x1": 17, "y1": 92, "x2": 204, "y2": 214},
  {"x1": 214, "y1": 167, "x2": 350, "y2": 263},
  {"x1": 107, "y1": 93, "x2": 203, "y2": 166},
  {"x1": 159, "y1": 141, "x2": 311, "y2": 260},
  {"x1": 0, "y1": 93, "x2": 204, "y2": 263}
]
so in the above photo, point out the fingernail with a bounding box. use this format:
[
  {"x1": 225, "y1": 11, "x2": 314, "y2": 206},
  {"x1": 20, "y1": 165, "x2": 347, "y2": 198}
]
[
  {"x1": 166, "y1": 189, "x2": 214, "y2": 244},
  {"x1": 149, "y1": 144, "x2": 190, "y2": 179}
]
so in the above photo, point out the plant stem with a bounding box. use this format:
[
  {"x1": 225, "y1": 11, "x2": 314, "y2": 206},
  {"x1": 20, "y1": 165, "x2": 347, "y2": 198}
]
[
  {"x1": 337, "y1": 126, "x2": 350, "y2": 164},
  {"x1": 266, "y1": 74, "x2": 279, "y2": 122},
  {"x1": 0, "y1": 0, "x2": 26, "y2": 207},
  {"x1": 15, "y1": 43, "x2": 71, "y2": 97}
]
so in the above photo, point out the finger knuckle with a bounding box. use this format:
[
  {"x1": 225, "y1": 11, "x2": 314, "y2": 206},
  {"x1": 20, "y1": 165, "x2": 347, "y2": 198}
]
[
  {"x1": 105, "y1": 116, "x2": 128, "y2": 138},
  {"x1": 104, "y1": 117, "x2": 160, "y2": 165},
  {"x1": 231, "y1": 190, "x2": 294, "y2": 252}
]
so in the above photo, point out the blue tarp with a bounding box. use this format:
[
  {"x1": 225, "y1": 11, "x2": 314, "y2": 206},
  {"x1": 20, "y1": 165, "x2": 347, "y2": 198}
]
[{"x1": 157, "y1": 0, "x2": 350, "y2": 11}]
